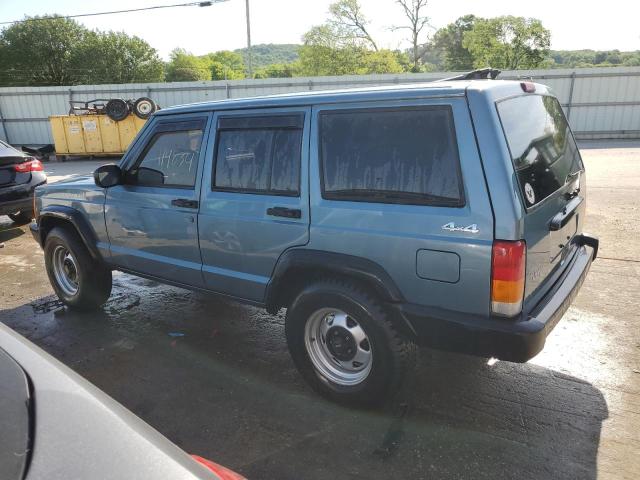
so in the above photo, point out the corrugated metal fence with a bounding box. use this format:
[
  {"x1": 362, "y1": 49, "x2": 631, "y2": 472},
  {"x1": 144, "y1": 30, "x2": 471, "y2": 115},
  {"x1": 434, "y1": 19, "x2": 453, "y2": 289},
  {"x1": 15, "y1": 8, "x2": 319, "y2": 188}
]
[{"x1": 1, "y1": 66, "x2": 639, "y2": 145}]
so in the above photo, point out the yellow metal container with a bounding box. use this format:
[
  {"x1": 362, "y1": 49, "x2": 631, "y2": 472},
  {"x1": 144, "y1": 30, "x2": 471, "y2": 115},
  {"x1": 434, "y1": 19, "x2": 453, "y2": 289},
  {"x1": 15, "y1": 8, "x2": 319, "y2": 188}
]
[{"x1": 49, "y1": 114, "x2": 147, "y2": 158}]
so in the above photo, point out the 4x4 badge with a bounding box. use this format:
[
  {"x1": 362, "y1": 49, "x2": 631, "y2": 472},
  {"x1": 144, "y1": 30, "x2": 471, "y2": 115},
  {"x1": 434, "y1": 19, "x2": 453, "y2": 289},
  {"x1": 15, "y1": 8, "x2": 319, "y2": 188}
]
[{"x1": 442, "y1": 222, "x2": 480, "y2": 234}]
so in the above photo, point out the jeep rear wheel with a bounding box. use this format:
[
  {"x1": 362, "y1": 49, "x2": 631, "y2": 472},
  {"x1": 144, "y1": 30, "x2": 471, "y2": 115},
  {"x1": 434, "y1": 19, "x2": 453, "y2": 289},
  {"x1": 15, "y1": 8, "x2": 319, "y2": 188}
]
[
  {"x1": 44, "y1": 226, "x2": 112, "y2": 310},
  {"x1": 285, "y1": 278, "x2": 416, "y2": 406}
]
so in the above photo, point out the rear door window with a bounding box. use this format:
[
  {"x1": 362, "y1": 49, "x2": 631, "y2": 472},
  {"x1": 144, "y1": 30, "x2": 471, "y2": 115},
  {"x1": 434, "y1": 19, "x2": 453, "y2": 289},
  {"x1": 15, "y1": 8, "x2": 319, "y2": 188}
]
[
  {"x1": 213, "y1": 114, "x2": 303, "y2": 196},
  {"x1": 319, "y1": 106, "x2": 464, "y2": 206},
  {"x1": 497, "y1": 95, "x2": 583, "y2": 208}
]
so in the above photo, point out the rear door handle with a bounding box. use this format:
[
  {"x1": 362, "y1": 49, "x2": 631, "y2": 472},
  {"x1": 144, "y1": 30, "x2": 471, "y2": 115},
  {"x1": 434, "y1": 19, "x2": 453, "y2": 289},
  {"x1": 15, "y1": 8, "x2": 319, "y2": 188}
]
[
  {"x1": 267, "y1": 207, "x2": 301, "y2": 219},
  {"x1": 171, "y1": 198, "x2": 199, "y2": 209}
]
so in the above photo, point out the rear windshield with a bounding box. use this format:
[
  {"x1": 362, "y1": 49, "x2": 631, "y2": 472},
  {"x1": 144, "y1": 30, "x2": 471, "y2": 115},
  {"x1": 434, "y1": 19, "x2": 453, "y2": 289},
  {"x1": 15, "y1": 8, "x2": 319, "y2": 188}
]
[{"x1": 497, "y1": 95, "x2": 583, "y2": 207}]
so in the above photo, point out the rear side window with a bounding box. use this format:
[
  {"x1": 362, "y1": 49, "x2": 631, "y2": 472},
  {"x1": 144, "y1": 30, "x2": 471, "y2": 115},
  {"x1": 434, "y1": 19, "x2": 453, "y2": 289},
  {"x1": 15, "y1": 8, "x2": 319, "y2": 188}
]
[
  {"x1": 214, "y1": 114, "x2": 303, "y2": 196},
  {"x1": 319, "y1": 106, "x2": 464, "y2": 206},
  {"x1": 497, "y1": 95, "x2": 583, "y2": 207}
]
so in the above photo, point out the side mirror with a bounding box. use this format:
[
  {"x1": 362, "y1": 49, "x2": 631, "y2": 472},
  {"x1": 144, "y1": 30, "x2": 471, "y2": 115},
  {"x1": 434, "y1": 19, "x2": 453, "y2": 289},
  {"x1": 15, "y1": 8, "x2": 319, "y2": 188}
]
[
  {"x1": 94, "y1": 164, "x2": 122, "y2": 188},
  {"x1": 135, "y1": 167, "x2": 165, "y2": 186}
]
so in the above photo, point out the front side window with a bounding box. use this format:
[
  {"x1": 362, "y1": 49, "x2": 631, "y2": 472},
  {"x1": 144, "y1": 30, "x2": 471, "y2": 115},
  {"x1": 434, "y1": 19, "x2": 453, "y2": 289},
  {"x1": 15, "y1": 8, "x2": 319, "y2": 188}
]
[
  {"x1": 214, "y1": 115, "x2": 303, "y2": 195},
  {"x1": 128, "y1": 120, "x2": 205, "y2": 188},
  {"x1": 320, "y1": 106, "x2": 464, "y2": 206}
]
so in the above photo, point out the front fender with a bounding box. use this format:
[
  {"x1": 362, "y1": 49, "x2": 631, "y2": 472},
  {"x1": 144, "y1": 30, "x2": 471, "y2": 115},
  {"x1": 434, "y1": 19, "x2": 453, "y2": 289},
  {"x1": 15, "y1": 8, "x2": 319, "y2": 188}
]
[{"x1": 36, "y1": 206, "x2": 103, "y2": 261}]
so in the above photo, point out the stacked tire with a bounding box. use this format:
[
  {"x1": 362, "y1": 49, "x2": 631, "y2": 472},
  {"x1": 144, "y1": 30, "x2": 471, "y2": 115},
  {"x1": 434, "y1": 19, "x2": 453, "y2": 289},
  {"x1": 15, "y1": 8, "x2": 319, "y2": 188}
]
[{"x1": 105, "y1": 97, "x2": 158, "y2": 121}]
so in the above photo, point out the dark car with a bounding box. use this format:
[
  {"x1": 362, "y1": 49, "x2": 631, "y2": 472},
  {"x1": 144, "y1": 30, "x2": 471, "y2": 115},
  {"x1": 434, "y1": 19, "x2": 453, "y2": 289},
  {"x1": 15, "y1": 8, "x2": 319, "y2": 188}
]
[{"x1": 0, "y1": 140, "x2": 46, "y2": 223}]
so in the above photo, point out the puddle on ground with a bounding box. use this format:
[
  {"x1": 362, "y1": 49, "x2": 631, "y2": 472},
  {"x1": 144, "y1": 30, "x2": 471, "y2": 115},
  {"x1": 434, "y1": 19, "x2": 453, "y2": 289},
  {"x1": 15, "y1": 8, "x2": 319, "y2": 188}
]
[{"x1": 105, "y1": 291, "x2": 141, "y2": 314}]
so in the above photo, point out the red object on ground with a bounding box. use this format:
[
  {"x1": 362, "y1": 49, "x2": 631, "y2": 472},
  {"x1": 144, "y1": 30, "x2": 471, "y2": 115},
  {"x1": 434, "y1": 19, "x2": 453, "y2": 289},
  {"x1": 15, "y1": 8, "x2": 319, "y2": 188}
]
[{"x1": 192, "y1": 454, "x2": 247, "y2": 480}]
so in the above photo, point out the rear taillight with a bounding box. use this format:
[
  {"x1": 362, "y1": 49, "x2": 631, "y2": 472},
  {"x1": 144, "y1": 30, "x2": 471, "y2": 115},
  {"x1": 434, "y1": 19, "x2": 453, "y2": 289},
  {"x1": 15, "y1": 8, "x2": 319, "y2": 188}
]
[
  {"x1": 14, "y1": 158, "x2": 43, "y2": 173},
  {"x1": 192, "y1": 455, "x2": 246, "y2": 480},
  {"x1": 491, "y1": 240, "x2": 526, "y2": 317}
]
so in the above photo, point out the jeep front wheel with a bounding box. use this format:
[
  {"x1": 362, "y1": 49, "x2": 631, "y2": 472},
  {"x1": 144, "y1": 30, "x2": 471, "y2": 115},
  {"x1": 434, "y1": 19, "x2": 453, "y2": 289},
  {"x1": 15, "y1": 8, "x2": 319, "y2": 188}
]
[
  {"x1": 285, "y1": 278, "x2": 416, "y2": 406},
  {"x1": 44, "y1": 226, "x2": 112, "y2": 310}
]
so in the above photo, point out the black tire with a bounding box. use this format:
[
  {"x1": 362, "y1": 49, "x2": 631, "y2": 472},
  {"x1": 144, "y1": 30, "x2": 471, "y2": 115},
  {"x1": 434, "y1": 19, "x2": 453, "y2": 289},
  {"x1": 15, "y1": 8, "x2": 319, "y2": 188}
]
[
  {"x1": 285, "y1": 278, "x2": 416, "y2": 407},
  {"x1": 105, "y1": 98, "x2": 130, "y2": 121},
  {"x1": 132, "y1": 97, "x2": 157, "y2": 119},
  {"x1": 44, "y1": 226, "x2": 112, "y2": 311},
  {"x1": 8, "y1": 210, "x2": 33, "y2": 224}
]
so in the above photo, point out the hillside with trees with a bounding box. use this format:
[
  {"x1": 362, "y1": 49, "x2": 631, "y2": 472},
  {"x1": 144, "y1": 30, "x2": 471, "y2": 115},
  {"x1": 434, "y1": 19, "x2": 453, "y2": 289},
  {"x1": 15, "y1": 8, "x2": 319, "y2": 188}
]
[{"x1": 234, "y1": 44, "x2": 299, "y2": 69}]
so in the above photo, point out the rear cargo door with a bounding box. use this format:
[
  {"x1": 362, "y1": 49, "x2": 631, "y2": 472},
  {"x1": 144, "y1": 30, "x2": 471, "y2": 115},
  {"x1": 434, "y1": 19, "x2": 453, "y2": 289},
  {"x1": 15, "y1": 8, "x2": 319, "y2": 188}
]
[{"x1": 496, "y1": 94, "x2": 585, "y2": 305}]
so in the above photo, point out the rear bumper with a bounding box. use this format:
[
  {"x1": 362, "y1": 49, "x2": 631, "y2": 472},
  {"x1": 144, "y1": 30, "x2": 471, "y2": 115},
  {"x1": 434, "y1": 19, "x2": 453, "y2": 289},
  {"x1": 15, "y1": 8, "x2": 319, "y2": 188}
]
[
  {"x1": 0, "y1": 196, "x2": 33, "y2": 216},
  {"x1": 0, "y1": 174, "x2": 46, "y2": 216},
  {"x1": 396, "y1": 234, "x2": 598, "y2": 362}
]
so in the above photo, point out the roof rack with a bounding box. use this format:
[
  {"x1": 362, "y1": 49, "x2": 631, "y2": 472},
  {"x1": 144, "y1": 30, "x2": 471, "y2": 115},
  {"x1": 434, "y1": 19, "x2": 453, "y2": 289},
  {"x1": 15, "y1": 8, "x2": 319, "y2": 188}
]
[{"x1": 439, "y1": 68, "x2": 501, "y2": 82}]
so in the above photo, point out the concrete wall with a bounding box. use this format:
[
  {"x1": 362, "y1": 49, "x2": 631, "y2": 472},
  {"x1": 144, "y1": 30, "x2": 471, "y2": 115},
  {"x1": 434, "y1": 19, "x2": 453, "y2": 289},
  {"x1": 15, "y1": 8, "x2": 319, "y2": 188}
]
[{"x1": 1, "y1": 66, "x2": 639, "y2": 145}]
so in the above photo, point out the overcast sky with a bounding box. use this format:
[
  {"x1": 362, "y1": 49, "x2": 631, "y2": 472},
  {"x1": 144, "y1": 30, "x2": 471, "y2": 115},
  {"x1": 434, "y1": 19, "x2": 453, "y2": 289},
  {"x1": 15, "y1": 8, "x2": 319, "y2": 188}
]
[{"x1": 1, "y1": 0, "x2": 639, "y2": 60}]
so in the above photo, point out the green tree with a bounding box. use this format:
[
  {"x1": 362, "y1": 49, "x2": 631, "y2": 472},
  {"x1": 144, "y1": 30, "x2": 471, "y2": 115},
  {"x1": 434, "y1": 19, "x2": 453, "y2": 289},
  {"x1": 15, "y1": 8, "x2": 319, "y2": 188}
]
[
  {"x1": 203, "y1": 51, "x2": 245, "y2": 80},
  {"x1": 0, "y1": 15, "x2": 164, "y2": 86},
  {"x1": 302, "y1": 0, "x2": 378, "y2": 53},
  {"x1": 361, "y1": 50, "x2": 406, "y2": 73},
  {"x1": 298, "y1": 43, "x2": 405, "y2": 76},
  {"x1": 0, "y1": 16, "x2": 88, "y2": 86},
  {"x1": 393, "y1": 0, "x2": 430, "y2": 72},
  {"x1": 165, "y1": 48, "x2": 210, "y2": 82},
  {"x1": 328, "y1": 0, "x2": 378, "y2": 51},
  {"x1": 300, "y1": 17, "x2": 407, "y2": 77},
  {"x1": 254, "y1": 62, "x2": 298, "y2": 79},
  {"x1": 425, "y1": 15, "x2": 477, "y2": 71},
  {"x1": 298, "y1": 43, "x2": 361, "y2": 76},
  {"x1": 462, "y1": 16, "x2": 551, "y2": 70},
  {"x1": 72, "y1": 31, "x2": 164, "y2": 84},
  {"x1": 299, "y1": 25, "x2": 355, "y2": 75}
]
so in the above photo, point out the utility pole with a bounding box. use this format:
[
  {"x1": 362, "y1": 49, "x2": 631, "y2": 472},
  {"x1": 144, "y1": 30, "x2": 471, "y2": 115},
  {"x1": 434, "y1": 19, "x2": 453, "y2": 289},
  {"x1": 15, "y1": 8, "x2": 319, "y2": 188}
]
[{"x1": 245, "y1": 0, "x2": 253, "y2": 78}]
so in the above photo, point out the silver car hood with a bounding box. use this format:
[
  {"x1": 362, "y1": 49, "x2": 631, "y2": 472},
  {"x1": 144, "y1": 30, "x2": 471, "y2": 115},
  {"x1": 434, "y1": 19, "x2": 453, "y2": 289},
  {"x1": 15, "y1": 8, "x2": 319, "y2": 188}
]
[{"x1": 0, "y1": 323, "x2": 218, "y2": 480}]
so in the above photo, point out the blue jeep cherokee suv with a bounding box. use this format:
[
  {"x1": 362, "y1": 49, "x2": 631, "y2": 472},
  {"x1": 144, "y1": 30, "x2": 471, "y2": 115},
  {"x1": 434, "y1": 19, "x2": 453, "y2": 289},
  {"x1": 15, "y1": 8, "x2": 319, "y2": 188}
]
[{"x1": 31, "y1": 77, "x2": 598, "y2": 405}]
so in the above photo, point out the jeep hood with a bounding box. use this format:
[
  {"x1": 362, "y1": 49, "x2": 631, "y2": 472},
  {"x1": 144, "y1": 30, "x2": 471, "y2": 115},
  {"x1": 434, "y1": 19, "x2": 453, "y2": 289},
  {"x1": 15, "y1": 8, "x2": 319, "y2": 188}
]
[
  {"x1": 49, "y1": 174, "x2": 95, "y2": 187},
  {"x1": 36, "y1": 174, "x2": 105, "y2": 204}
]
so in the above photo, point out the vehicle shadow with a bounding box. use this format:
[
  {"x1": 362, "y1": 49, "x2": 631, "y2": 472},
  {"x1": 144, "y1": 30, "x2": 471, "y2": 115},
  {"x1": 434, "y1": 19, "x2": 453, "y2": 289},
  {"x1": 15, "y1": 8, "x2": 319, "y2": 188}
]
[
  {"x1": 0, "y1": 222, "x2": 26, "y2": 243},
  {"x1": 0, "y1": 283, "x2": 608, "y2": 480}
]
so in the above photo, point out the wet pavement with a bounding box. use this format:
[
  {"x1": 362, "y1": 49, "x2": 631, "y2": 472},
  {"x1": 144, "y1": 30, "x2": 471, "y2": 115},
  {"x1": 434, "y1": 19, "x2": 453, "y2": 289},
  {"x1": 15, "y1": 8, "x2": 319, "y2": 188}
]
[{"x1": 1, "y1": 147, "x2": 639, "y2": 479}]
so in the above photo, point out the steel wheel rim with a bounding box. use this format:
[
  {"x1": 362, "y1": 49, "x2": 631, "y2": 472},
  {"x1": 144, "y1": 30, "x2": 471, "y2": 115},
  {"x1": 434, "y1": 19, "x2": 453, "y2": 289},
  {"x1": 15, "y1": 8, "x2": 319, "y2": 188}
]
[
  {"x1": 137, "y1": 100, "x2": 152, "y2": 114},
  {"x1": 304, "y1": 308, "x2": 373, "y2": 386},
  {"x1": 52, "y1": 245, "x2": 79, "y2": 297}
]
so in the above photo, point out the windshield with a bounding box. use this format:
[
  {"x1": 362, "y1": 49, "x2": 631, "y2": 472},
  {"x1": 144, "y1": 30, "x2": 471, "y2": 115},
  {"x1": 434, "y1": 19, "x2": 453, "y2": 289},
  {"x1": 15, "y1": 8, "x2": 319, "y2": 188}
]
[{"x1": 497, "y1": 94, "x2": 583, "y2": 207}]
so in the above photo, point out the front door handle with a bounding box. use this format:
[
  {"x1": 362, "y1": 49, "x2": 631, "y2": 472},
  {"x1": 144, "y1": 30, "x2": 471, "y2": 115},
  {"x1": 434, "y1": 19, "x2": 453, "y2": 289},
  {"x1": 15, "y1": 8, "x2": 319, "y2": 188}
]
[
  {"x1": 267, "y1": 207, "x2": 302, "y2": 219},
  {"x1": 171, "y1": 198, "x2": 199, "y2": 209}
]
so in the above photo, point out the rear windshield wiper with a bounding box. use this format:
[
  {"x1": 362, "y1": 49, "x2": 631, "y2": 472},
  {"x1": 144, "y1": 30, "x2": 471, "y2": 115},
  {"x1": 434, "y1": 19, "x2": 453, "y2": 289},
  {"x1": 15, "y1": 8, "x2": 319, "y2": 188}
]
[{"x1": 565, "y1": 170, "x2": 581, "y2": 184}]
